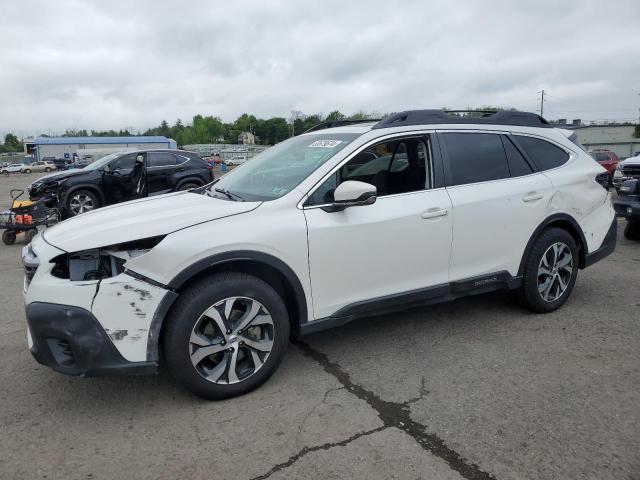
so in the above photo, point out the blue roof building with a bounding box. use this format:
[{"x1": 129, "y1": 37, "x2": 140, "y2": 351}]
[{"x1": 33, "y1": 136, "x2": 177, "y2": 161}]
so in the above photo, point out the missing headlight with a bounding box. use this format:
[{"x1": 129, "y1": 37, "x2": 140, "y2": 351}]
[
  {"x1": 50, "y1": 236, "x2": 164, "y2": 281},
  {"x1": 51, "y1": 249, "x2": 125, "y2": 281}
]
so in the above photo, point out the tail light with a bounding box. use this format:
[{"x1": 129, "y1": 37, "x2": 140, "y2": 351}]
[{"x1": 595, "y1": 172, "x2": 609, "y2": 189}]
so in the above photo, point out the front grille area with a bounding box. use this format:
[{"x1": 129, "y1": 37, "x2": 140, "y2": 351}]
[{"x1": 622, "y1": 165, "x2": 640, "y2": 177}]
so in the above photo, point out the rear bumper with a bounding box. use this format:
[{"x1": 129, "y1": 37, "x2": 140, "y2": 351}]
[
  {"x1": 583, "y1": 217, "x2": 617, "y2": 268},
  {"x1": 613, "y1": 196, "x2": 640, "y2": 219},
  {"x1": 26, "y1": 302, "x2": 156, "y2": 377}
]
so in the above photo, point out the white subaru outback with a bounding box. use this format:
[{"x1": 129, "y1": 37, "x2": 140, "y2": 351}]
[{"x1": 22, "y1": 110, "x2": 616, "y2": 399}]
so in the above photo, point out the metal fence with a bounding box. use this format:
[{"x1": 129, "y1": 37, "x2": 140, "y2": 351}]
[{"x1": 183, "y1": 144, "x2": 270, "y2": 160}]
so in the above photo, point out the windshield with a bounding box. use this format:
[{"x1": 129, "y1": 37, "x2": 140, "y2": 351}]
[
  {"x1": 210, "y1": 133, "x2": 359, "y2": 201},
  {"x1": 82, "y1": 152, "x2": 126, "y2": 170}
]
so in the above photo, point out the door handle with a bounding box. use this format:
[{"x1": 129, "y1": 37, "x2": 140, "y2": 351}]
[
  {"x1": 522, "y1": 192, "x2": 544, "y2": 202},
  {"x1": 421, "y1": 208, "x2": 448, "y2": 219}
]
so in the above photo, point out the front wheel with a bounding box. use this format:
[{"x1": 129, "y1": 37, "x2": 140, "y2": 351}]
[
  {"x1": 624, "y1": 219, "x2": 640, "y2": 240},
  {"x1": 45, "y1": 167, "x2": 52, "y2": 172},
  {"x1": 22, "y1": 169, "x2": 31, "y2": 174},
  {"x1": 163, "y1": 272, "x2": 290, "y2": 399},
  {"x1": 66, "y1": 189, "x2": 100, "y2": 216},
  {"x1": 518, "y1": 228, "x2": 579, "y2": 313}
]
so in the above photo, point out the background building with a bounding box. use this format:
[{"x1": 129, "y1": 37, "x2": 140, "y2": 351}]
[
  {"x1": 237, "y1": 131, "x2": 256, "y2": 145},
  {"x1": 568, "y1": 125, "x2": 639, "y2": 158},
  {"x1": 33, "y1": 136, "x2": 177, "y2": 161}
]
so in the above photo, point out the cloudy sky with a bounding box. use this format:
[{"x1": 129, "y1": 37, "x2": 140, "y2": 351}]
[{"x1": 1, "y1": 0, "x2": 639, "y2": 137}]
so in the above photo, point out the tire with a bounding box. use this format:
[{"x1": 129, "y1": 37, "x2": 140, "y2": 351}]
[
  {"x1": 177, "y1": 182, "x2": 200, "y2": 191},
  {"x1": 45, "y1": 167, "x2": 51, "y2": 172},
  {"x1": 23, "y1": 169, "x2": 31, "y2": 174},
  {"x1": 163, "y1": 272, "x2": 290, "y2": 400},
  {"x1": 2, "y1": 231, "x2": 16, "y2": 245},
  {"x1": 624, "y1": 219, "x2": 640, "y2": 240},
  {"x1": 66, "y1": 189, "x2": 100, "y2": 216},
  {"x1": 518, "y1": 227, "x2": 579, "y2": 313},
  {"x1": 24, "y1": 228, "x2": 38, "y2": 243}
]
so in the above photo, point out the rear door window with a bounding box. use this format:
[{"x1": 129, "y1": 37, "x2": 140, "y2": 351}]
[
  {"x1": 514, "y1": 135, "x2": 570, "y2": 171},
  {"x1": 441, "y1": 133, "x2": 510, "y2": 186},
  {"x1": 148, "y1": 152, "x2": 178, "y2": 167}
]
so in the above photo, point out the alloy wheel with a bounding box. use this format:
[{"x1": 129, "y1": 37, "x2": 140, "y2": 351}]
[
  {"x1": 189, "y1": 297, "x2": 274, "y2": 384},
  {"x1": 69, "y1": 194, "x2": 94, "y2": 215},
  {"x1": 537, "y1": 242, "x2": 573, "y2": 302}
]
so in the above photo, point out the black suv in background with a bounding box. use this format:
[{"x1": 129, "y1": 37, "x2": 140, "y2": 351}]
[{"x1": 28, "y1": 150, "x2": 213, "y2": 217}]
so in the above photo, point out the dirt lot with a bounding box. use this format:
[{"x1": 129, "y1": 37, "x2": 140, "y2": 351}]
[{"x1": 1, "y1": 172, "x2": 638, "y2": 479}]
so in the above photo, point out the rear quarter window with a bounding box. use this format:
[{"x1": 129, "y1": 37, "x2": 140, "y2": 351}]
[{"x1": 514, "y1": 135, "x2": 570, "y2": 171}]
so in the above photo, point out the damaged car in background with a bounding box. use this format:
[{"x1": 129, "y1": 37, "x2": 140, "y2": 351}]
[{"x1": 23, "y1": 110, "x2": 616, "y2": 400}]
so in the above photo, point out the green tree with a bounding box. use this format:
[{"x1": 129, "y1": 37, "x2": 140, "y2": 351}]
[
  {"x1": 325, "y1": 110, "x2": 345, "y2": 122},
  {"x1": 2, "y1": 133, "x2": 22, "y2": 152}
]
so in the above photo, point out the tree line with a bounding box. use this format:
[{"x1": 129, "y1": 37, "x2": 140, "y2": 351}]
[
  {"x1": 3, "y1": 107, "x2": 536, "y2": 153},
  {"x1": 55, "y1": 110, "x2": 379, "y2": 147}
]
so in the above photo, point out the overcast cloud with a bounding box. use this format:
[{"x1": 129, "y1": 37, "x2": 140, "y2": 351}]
[{"x1": 1, "y1": 0, "x2": 639, "y2": 136}]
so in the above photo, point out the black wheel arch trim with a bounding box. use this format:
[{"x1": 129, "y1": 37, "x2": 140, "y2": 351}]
[
  {"x1": 166, "y1": 250, "x2": 309, "y2": 327},
  {"x1": 175, "y1": 177, "x2": 206, "y2": 189},
  {"x1": 517, "y1": 213, "x2": 589, "y2": 276}
]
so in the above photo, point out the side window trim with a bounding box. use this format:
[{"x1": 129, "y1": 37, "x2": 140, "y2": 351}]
[
  {"x1": 500, "y1": 134, "x2": 537, "y2": 175},
  {"x1": 301, "y1": 133, "x2": 436, "y2": 209}
]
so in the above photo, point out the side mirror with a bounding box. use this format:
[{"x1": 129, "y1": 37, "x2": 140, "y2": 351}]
[
  {"x1": 136, "y1": 155, "x2": 144, "y2": 165},
  {"x1": 322, "y1": 180, "x2": 377, "y2": 212}
]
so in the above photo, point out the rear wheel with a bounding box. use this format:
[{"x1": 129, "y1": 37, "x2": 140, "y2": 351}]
[
  {"x1": 518, "y1": 228, "x2": 579, "y2": 313},
  {"x1": 22, "y1": 169, "x2": 31, "y2": 173},
  {"x1": 66, "y1": 189, "x2": 100, "y2": 216},
  {"x1": 163, "y1": 272, "x2": 290, "y2": 399},
  {"x1": 624, "y1": 219, "x2": 640, "y2": 240}
]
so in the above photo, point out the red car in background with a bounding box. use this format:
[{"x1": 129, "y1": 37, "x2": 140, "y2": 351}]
[{"x1": 589, "y1": 149, "x2": 619, "y2": 185}]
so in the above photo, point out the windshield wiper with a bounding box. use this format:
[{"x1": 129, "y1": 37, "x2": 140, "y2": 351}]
[{"x1": 214, "y1": 187, "x2": 245, "y2": 202}]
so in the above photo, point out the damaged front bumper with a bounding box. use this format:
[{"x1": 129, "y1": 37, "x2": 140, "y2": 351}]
[
  {"x1": 23, "y1": 235, "x2": 177, "y2": 376},
  {"x1": 26, "y1": 302, "x2": 157, "y2": 376}
]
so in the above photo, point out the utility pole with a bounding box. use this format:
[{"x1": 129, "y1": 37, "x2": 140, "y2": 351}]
[{"x1": 538, "y1": 90, "x2": 546, "y2": 117}]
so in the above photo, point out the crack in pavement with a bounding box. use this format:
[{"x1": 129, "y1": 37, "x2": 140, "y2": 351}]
[
  {"x1": 250, "y1": 425, "x2": 387, "y2": 480},
  {"x1": 289, "y1": 338, "x2": 498, "y2": 480}
]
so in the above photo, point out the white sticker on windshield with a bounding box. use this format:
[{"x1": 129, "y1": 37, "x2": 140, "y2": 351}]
[{"x1": 308, "y1": 140, "x2": 343, "y2": 148}]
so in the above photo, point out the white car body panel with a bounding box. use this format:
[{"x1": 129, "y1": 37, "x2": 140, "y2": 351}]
[
  {"x1": 446, "y1": 172, "x2": 553, "y2": 280},
  {"x1": 304, "y1": 188, "x2": 453, "y2": 318},
  {"x1": 90, "y1": 274, "x2": 167, "y2": 362},
  {"x1": 42, "y1": 191, "x2": 260, "y2": 252}
]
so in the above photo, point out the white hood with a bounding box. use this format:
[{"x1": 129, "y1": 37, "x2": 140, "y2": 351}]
[
  {"x1": 43, "y1": 191, "x2": 260, "y2": 252},
  {"x1": 620, "y1": 156, "x2": 640, "y2": 165}
]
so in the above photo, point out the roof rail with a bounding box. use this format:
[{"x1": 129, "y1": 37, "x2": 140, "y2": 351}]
[
  {"x1": 303, "y1": 119, "x2": 381, "y2": 134},
  {"x1": 372, "y1": 110, "x2": 551, "y2": 129}
]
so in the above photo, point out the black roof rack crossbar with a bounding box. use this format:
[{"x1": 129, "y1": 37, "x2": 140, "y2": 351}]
[
  {"x1": 303, "y1": 119, "x2": 381, "y2": 134},
  {"x1": 372, "y1": 110, "x2": 551, "y2": 129}
]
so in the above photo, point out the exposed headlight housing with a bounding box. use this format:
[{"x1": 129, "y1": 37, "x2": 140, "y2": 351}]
[{"x1": 50, "y1": 236, "x2": 165, "y2": 281}]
